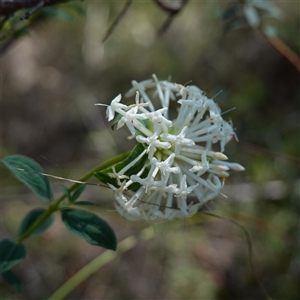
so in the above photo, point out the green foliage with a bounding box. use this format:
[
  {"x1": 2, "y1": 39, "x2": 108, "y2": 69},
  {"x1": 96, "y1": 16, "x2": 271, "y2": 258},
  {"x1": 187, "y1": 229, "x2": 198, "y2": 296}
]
[
  {"x1": 223, "y1": 18, "x2": 245, "y2": 34},
  {"x1": 2, "y1": 270, "x2": 22, "y2": 292},
  {"x1": 0, "y1": 239, "x2": 26, "y2": 273},
  {"x1": 222, "y1": 4, "x2": 239, "y2": 21},
  {"x1": 250, "y1": 0, "x2": 283, "y2": 20},
  {"x1": 71, "y1": 184, "x2": 87, "y2": 202},
  {"x1": 42, "y1": 7, "x2": 76, "y2": 22},
  {"x1": 41, "y1": 1, "x2": 86, "y2": 23},
  {"x1": 72, "y1": 201, "x2": 95, "y2": 206},
  {"x1": 60, "y1": 185, "x2": 71, "y2": 201},
  {"x1": 2, "y1": 155, "x2": 53, "y2": 201},
  {"x1": 18, "y1": 208, "x2": 54, "y2": 238},
  {"x1": 61, "y1": 184, "x2": 87, "y2": 203},
  {"x1": 222, "y1": 0, "x2": 283, "y2": 34},
  {"x1": 94, "y1": 143, "x2": 148, "y2": 192},
  {"x1": 61, "y1": 209, "x2": 117, "y2": 250},
  {"x1": 0, "y1": 1, "x2": 85, "y2": 54}
]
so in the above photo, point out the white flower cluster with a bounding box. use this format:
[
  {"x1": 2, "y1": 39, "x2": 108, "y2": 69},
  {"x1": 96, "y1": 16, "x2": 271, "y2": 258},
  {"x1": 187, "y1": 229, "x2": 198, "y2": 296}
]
[{"x1": 98, "y1": 75, "x2": 244, "y2": 222}]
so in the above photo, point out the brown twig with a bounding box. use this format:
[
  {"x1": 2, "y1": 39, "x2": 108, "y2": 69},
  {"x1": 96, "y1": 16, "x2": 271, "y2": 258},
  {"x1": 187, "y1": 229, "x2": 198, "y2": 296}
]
[
  {"x1": 102, "y1": 0, "x2": 132, "y2": 42},
  {"x1": 261, "y1": 32, "x2": 300, "y2": 73},
  {"x1": 154, "y1": 0, "x2": 189, "y2": 34},
  {"x1": 20, "y1": 0, "x2": 47, "y2": 20},
  {"x1": 0, "y1": 0, "x2": 68, "y2": 16}
]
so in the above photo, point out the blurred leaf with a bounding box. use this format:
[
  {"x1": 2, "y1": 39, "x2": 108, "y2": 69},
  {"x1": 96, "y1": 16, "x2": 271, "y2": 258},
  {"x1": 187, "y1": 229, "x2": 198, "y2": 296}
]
[
  {"x1": 18, "y1": 208, "x2": 54, "y2": 238},
  {"x1": 252, "y1": 1, "x2": 283, "y2": 19},
  {"x1": 42, "y1": 7, "x2": 74, "y2": 22},
  {"x1": 223, "y1": 18, "x2": 244, "y2": 34},
  {"x1": 70, "y1": 184, "x2": 86, "y2": 202},
  {"x1": 73, "y1": 201, "x2": 95, "y2": 206},
  {"x1": 2, "y1": 155, "x2": 53, "y2": 201},
  {"x1": 222, "y1": 5, "x2": 239, "y2": 21},
  {"x1": 0, "y1": 239, "x2": 26, "y2": 273},
  {"x1": 263, "y1": 25, "x2": 277, "y2": 37},
  {"x1": 2, "y1": 270, "x2": 22, "y2": 292},
  {"x1": 61, "y1": 209, "x2": 117, "y2": 250},
  {"x1": 94, "y1": 143, "x2": 148, "y2": 192},
  {"x1": 243, "y1": 4, "x2": 260, "y2": 28},
  {"x1": 64, "y1": 2, "x2": 86, "y2": 16}
]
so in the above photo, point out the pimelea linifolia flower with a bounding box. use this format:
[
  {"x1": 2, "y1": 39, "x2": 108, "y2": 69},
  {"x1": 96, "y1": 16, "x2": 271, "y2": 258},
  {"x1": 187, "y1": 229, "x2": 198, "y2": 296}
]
[{"x1": 96, "y1": 75, "x2": 244, "y2": 222}]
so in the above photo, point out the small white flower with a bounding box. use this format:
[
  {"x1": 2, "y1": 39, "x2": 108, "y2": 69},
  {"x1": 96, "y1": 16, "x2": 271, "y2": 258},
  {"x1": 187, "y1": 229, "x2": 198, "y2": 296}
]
[
  {"x1": 98, "y1": 75, "x2": 244, "y2": 222},
  {"x1": 161, "y1": 126, "x2": 195, "y2": 156},
  {"x1": 136, "y1": 133, "x2": 171, "y2": 160},
  {"x1": 106, "y1": 94, "x2": 125, "y2": 121}
]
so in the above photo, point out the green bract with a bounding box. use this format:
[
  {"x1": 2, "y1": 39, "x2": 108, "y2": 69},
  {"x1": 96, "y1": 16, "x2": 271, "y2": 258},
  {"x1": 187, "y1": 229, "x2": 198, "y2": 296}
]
[{"x1": 94, "y1": 143, "x2": 148, "y2": 192}]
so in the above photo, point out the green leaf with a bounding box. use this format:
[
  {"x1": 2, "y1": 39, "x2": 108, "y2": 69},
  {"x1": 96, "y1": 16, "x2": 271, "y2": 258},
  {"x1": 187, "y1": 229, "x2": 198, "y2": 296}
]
[
  {"x1": 94, "y1": 144, "x2": 148, "y2": 192},
  {"x1": 73, "y1": 201, "x2": 95, "y2": 206},
  {"x1": 61, "y1": 184, "x2": 86, "y2": 203},
  {"x1": 70, "y1": 184, "x2": 86, "y2": 202},
  {"x1": 18, "y1": 208, "x2": 54, "y2": 238},
  {"x1": 2, "y1": 155, "x2": 53, "y2": 201},
  {"x1": 61, "y1": 209, "x2": 117, "y2": 250},
  {"x1": 2, "y1": 270, "x2": 22, "y2": 292},
  {"x1": 60, "y1": 185, "x2": 71, "y2": 201},
  {"x1": 0, "y1": 239, "x2": 26, "y2": 273}
]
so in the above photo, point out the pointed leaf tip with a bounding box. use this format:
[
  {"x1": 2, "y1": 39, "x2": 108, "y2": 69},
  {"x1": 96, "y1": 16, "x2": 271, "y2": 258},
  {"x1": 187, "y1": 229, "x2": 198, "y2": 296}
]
[
  {"x1": 2, "y1": 270, "x2": 22, "y2": 292},
  {"x1": 18, "y1": 208, "x2": 54, "y2": 238},
  {"x1": 61, "y1": 209, "x2": 117, "y2": 250},
  {"x1": 2, "y1": 155, "x2": 53, "y2": 201},
  {"x1": 0, "y1": 239, "x2": 26, "y2": 273}
]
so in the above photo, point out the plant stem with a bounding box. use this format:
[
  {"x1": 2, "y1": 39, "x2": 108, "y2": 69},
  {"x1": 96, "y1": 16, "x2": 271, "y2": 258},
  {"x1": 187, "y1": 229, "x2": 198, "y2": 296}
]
[
  {"x1": 54, "y1": 151, "x2": 131, "y2": 206},
  {"x1": 48, "y1": 226, "x2": 156, "y2": 300},
  {"x1": 261, "y1": 32, "x2": 300, "y2": 73},
  {"x1": 16, "y1": 151, "x2": 130, "y2": 244},
  {"x1": 16, "y1": 204, "x2": 56, "y2": 243}
]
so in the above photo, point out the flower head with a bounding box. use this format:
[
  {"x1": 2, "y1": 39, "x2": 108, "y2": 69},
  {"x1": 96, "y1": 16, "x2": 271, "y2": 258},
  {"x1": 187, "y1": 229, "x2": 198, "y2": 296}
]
[{"x1": 98, "y1": 75, "x2": 244, "y2": 222}]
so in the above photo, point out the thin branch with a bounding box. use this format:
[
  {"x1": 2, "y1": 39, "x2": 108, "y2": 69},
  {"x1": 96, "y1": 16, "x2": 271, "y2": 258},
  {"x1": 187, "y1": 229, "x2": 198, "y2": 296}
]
[
  {"x1": 261, "y1": 31, "x2": 300, "y2": 73},
  {"x1": 202, "y1": 211, "x2": 272, "y2": 300},
  {"x1": 153, "y1": 0, "x2": 189, "y2": 35},
  {"x1": 102, "y1": 0, "x2": 132, "y2": 43},
  {"x1": 0, "y1": 0, "x2": 68, "y2": 16},
  {"x1": 20, "y1": 0, "x2": 47, "y2": 20},
  {"x1": 158, "y1": 13, "x2": 177, "y2": 35}
]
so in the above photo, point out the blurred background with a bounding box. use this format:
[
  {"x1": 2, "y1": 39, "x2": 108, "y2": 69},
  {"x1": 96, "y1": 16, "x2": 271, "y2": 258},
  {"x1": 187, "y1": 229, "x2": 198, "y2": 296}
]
[{"x1": 1, "y1": 0, "x2": 299, "y2": 299}]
